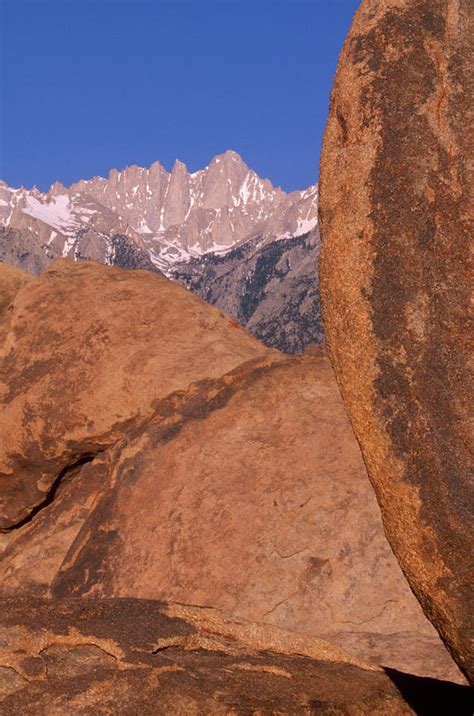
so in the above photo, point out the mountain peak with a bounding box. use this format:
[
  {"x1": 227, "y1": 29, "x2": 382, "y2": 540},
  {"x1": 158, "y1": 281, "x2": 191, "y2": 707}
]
[
  {"x1": 222, "y1": 149, "x2": 243, "y2": 160},
  {"x1": 49, "y1": 181, "x2": 67, "y2": 197},
  {"x1": 206, "y1": 150, "x2": 249, "y2": 183},
  {"x1": 171, "y1": 159, "x2": 189, "y2": 174},
  {"x1": 149, "y1": 159, "x2": 166, "y2": 173},
  {"x1": 211, "y1": 149, "x2": 246, "y2": 168}
]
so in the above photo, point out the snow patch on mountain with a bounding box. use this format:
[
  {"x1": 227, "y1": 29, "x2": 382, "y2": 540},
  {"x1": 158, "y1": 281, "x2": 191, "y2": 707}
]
[
  {"x1": 22, "y1": 195, "x2": 98, "y2": 236},
  {"x1": 23, "y1": 195, "x2": 75, "y2": 233},
  {"x1": 295, "y1": 216, "x2": 318, "y2": 236}
]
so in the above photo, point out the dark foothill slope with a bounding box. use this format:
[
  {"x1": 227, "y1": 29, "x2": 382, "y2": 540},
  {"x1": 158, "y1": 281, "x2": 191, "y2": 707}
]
[
  {"x1": 77, "y1": 233, "x2": 164, "y2": 275},
  {"x1": 0, "y1": 227, "x2": 162, "y2": 278},
  {"x1": 0, "y1": 227, "x2": 59, "y2": 277},
  {"x1": 319, "y1": 0, "x2": 473, "y2": 681},
  {"x1": 172, "y1": 229, "x2": 323, "y2": 353}
]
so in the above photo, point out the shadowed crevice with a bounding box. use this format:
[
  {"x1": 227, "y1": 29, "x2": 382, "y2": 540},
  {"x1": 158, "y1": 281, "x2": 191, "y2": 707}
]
[
  {"x1": 384, "y1": 667, "x2": 472, "y2": 715},
  {"x1": 3, "y1": 453, "x2": 100, "y2": 533}
]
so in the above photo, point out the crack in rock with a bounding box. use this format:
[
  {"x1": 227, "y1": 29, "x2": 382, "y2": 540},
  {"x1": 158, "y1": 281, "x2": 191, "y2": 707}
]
[{"x1": 2, "y1": 453, "x2": 102, "y2": 533}]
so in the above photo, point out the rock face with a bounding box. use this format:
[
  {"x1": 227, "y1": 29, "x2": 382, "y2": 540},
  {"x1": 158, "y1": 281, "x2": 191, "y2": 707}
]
[
  {"x1": 0, "y1": 228, "x2": 163, "y2": 279},
  {"x1": 319, "y1": 0, "x2": 473, "y2": 682},
  {"x1": 0, "y1": 262, "x2": 33, "y2": 317},
  {"x1": 172, "y1": 228, "x2": 323, "y2": 353},
  {"x1": 0, "y1": 227, "x2": 58, "y2": 277},
  {"x1": 0, "y1": 352, "x2": 463, "y2": 682},
  {"x1": 104, "y1": 234, "x2": 163, "y2": 275},
  {"x1": 3, "y1": 597, "x2": 471, "y2": 714},
  {"x1": 0, "y1": 260, "x2": 270, "y2": 530}
]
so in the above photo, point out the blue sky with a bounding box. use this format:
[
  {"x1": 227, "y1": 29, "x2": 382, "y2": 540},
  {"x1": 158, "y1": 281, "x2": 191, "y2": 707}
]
[{"x1": 1, "y1": 0, "x2": 359, "y2": 192}]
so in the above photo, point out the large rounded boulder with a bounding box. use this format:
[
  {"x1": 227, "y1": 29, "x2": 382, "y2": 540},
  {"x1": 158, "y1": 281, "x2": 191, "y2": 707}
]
[
  {"x1": 319, "y1": 0, "x2": 473, "y2": 681},
  {"x1": 0, "y1": 259, "x2": 270, "y2": 530}
]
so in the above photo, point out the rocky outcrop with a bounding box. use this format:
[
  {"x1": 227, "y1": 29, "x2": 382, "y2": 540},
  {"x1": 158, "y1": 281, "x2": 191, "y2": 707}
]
[
  {"x1": 0, "y1": 352, "x2": 463, "y2": 682},
  {"x1": 319, "y1": 0, "x2": 473, "y2": 682},
  {"x1": 0, "y1": 260, "x2": 270, "y2": 530},
  {"x1": 0, "y1": 227, "x2": 59, "y2": 277},
  {"x1": 172, "y1": 229, "x2": 323, "y2": 353},
  {"x1": 0, "y1": 228, "x2": 163, "y2": 278},
  {"x1": 97, "y1": 234, "x2": 163, "y2": 275},
  {"x1": 0, "y1": 597, "x2": 471, "y2": 714}
]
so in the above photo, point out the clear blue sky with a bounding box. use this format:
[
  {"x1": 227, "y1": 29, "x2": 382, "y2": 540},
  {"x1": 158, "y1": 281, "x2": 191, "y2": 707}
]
[{"x1": 1, "y1": 0, "x2": 359, "y2": 192}]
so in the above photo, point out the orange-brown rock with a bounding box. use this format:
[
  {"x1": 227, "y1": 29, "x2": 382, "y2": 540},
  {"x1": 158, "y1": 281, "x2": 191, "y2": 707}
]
[
  {"x1": 319, "y1": 0, "x2": 473, "y2": 682},
  {"x1": 0, "y1": 354, "x2": 463, "y2": 682},
  {"x1": 0, "y1": 262, "x2": 33, "y2": 317},
  {"x1": 0, "y1": 597, "x2": 471, "y2": 714},
  {"x1": 0, "y1": 259, "x2": 270, "y2": 530}
]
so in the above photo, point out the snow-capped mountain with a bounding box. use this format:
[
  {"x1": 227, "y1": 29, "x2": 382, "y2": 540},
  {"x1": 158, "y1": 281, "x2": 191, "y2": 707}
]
[
  {"x1": 0, "y1": 150, "x2": 322, "y2": 352},
  {"x1": 0, "y1": 150, "x2": 317, "y2": 274},
  {"x1": 0, "y1": 182, "x2": 144, "y2": 272}
]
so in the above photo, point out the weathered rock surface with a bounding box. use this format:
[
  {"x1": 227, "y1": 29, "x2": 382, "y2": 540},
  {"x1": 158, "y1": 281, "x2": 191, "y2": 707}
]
[
  {"x1": 103, "y1": 233, "x2": 164, "y2": 275},
  {"x1": 0, "y1": 259, "x2": 270, "y2": 529},
  {"x1": 319, "y1": 0, "x2": 473, "y2": 682},
  {"x1": 0, "y1": 597, "x2": 471, "y2": 714},
  {"x1": 0, "y1": 262, "x2": 33, "y2": 317},
  {"x1": 0, "y1": 354, "x2": 463, "y2": 682},
  {"x1": 0, "y1": 226, "x2": 60, "y2": 277}
]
